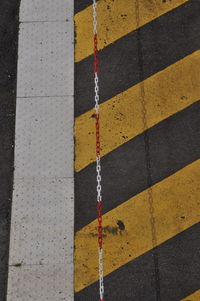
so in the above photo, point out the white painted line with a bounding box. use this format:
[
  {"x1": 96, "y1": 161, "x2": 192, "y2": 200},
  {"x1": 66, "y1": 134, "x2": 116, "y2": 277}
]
[
  {"x1": 7, "y1": 0, "x2": 74, "y2": 300},
  {"x1": 20, "y1": 0, "x2": 73, "y2": 22},
  {"x1": 14, "y1": 96, "x2": 73, "y2": 179},
  {"x1": 9, "y1": 178, "x2": 74, "y2": 265},
  {"x1": 8, "y1": 263, "x2": 73, "y2": 300},
  {"x1": 8, "y1": 178, "x2": 74, "y2": 301},
  {"x1": 17, "y1": 21, "x2": 73, "y2": 98}
]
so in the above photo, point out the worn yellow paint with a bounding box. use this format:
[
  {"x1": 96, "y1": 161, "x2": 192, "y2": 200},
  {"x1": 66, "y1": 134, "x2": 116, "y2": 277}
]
[
  {"x1": 181, "y1": 290, "x2": 200, "y2": 300},
  {"x1": 74, "y1": 0, "x2": 188, "y2": 62},
  {"x1": 75, "y1": 159, "x2": 200, "y2": 292},
  {"x1": 75, "y1": 50, "x2": 200, "y2": 172}
]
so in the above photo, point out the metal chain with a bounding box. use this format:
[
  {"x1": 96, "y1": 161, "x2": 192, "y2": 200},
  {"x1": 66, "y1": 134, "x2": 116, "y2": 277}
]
[{"x1": 93, "y1": 1, "x2": 105, "y2": 300}]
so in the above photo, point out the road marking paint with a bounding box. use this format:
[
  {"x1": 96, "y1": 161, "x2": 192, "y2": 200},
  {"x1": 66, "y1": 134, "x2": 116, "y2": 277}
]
[
  {"x1": 75, "y1": 0, "x2": 188, "y2": 62},
  {"x1": 7, "y1": 1, "x2": 74, "y2": 300},
  {"x1": 75, "y1": 51, "x2": 200, "y2": 171},
  {"x1": 181, "y1": 290, "x2": 200, "y2": 300},
  {"x1": 75, "y1": 159, "x2": 200, "y2": 291}
]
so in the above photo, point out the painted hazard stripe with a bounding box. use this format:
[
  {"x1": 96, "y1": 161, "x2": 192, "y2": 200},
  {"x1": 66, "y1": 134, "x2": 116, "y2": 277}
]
[
  {"x1": 75, "y1": 159, "x2": 200, "y2": 291},
  {"x1": 75, "y1": 101, "x2": 200, "y2": 231},
  {"x1": 75, "y1": 223, "x2": 200, "y2": 300},
  {"x1": 75, "y1": 0, "x2": 200, "y2": 117},
  {"x1": 74, "y1": 0, "x2": 200, "y2": 299},
  {"x1": 75, "y1": 51, "x2": 200, "y2": 171},
  {"x1": 181, "y1": 290, "x2": 200, "y2": 300},
  {"x1": 75, "y1": 0, "x2": 188, "y2": 62},
  {"x1": 74, "y1": 0, "x2": 97, "y2": 14}
]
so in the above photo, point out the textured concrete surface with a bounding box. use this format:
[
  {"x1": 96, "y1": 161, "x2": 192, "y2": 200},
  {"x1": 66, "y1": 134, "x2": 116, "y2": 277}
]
[{"x1": 6, "y1": 1, "x2": 74, "y2": 300}]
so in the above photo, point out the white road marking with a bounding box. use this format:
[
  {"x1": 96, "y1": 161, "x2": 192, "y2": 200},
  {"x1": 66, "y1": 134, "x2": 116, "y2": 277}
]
[{"x1": 7, "y1": 1, "x2": 74, "y2": 300}]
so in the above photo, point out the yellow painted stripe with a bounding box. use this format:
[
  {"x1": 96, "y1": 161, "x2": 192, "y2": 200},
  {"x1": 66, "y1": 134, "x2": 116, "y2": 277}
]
[
  {"x1": 181, "y1": 290, "x2": 200, "y2": 300},
  {"x1": 75, "y1": 159, "x2": 200, "y2": 292},
  {"x1": 74, "y1": 0, "x2": 188, "y2": 62},
  {"x1": 75, "y1": 50, "x2": 200, "y2": 172}
]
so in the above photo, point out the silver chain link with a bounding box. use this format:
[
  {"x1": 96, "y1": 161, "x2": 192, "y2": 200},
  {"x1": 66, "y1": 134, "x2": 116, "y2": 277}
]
[
  {"x1": 95, "y1": 73, "x2": 100, "y2": 113},
  {"x1": 93, "y1": 1, "x2": 105, "y2": 300},
  {"x1": 93, "y1": 0, "x2": 98, "y2": 34},
  {"x1": 96, "y1": 157, "x2": 102, "y2": 201},
  {"x1": 98, "y1": 248, "x2": 104, "y2": 300}
]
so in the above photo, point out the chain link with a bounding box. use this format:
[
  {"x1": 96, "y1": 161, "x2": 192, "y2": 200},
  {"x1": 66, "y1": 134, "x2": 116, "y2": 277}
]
[
  {"x1": 96, "y1": 157, "x2": 102, "y2": 201},
  {"x1": 93, "y1": 1, "x2": 105, "y2": 300},
  {"x1": 93, "y1": 0, "x2": 98, "y2": 34},
  {"x1": 98, "y1": 248, "x2": 105, "y2": 300},
  {"x1": 94, "y1": 74, "x2": 99, "y2": 112}
]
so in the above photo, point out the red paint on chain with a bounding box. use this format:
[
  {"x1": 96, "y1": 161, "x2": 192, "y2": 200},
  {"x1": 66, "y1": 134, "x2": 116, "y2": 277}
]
[
  {"x1": 93, "y1": 8, "x2": 104, "y2": 299},
  {"x1": 94, "y1": 33, "x2": 98, "y2": 73},
  {"x1": 96, "y1": 114, "x2": 100, "y2": 156}
]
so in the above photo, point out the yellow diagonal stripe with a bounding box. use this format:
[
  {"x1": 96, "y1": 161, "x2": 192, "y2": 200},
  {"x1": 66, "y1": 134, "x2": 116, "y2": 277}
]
[
  {"x1": 181, "y1": 290, "x2": 200, "y2": 300},
  {"x1": 75, "y1": 0, "x2": 188, "y2": 62},
  {"x1": 75, "y1": 50, "x2": 200, "y2": 172},
  {"x1": 75, "y1": 159, "x2": 200, "y2": 292}
]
